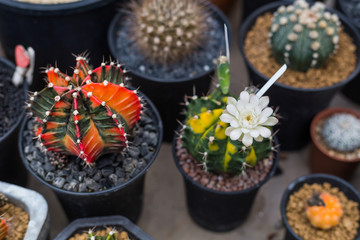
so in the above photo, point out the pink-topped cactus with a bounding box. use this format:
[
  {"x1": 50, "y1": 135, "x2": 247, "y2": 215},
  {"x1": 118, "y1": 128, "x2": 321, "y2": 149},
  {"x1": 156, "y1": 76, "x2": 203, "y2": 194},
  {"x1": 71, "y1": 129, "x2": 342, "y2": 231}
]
[{"x1": 27, "y1": 56, "x2": 142, "y2": 164}]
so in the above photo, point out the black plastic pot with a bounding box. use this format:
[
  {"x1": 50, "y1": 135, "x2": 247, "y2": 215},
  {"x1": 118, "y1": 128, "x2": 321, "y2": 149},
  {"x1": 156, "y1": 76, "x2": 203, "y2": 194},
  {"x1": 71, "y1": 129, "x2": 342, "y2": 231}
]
[
  {"x1": 19, "y1": 90, "x2": 163, "y2": 223},
  {"x1": 335, "y1": 0, "x2": 360, "y2": 104},
  {"x1": 0, "y1": 0, "x2": 120, "y2": 91},
  {"x1": 172, "y1": 133, "x2": 280, "y2": 232},
  {"x1": 54, "y1": 215, "x2": 153, "y2": 240},
  {"x1": 280, "y1": 174, "x2": 360, "y2": 240},
  {"x1": 238, "y1": 1, "x2": 360, "y2": 151},
  {"x1": 0, "y1": 57, "x2": 28, "y2": 186},
  {"x1": 108, "y1": 1, "x2": 231, "y2": 142}
]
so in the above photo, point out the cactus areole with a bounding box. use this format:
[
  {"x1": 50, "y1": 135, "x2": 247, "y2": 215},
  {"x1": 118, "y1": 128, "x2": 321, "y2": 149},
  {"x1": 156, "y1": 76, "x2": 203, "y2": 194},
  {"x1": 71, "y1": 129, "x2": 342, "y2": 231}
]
[
  {"x1": 269, "y1": 0, "x2": 341, "y2": 72},
  {"x1": 27, "y1": 57, "x2": 141, "y2": 164},
  {"x1": 181, "y1": 56, "x2": 278, "y2": 174}
]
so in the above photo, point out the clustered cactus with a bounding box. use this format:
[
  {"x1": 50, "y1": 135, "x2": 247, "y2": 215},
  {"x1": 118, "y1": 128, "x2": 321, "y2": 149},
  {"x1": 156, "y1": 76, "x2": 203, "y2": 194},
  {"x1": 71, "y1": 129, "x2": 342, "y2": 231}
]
[
  {"x1": 87, "y1": 229, "x2": 129, "y2": 240},
  {"x1": 0, "y1": 217, "x2": 8, "y2": 240},
  {"x1": 321, "y1": 113, "x2": 360, "y2": 152},
  {"x1": 180, "y1": 56, "x2": 277, "y2": 174},
  {"x1": 127, "y1": 0, "x2": 208, "y2": 64},
  {"x1": 269, "y1": 0, "x2": 341, "y2": 72},
  {"x1": 27, "y1": 56, "x2": 142, "y2": 164}
]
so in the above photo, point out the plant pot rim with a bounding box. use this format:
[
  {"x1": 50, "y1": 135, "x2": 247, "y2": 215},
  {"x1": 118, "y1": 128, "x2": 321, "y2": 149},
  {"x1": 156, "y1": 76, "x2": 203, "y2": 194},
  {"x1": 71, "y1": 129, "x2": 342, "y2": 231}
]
[
  {"x1": 238, "y1": 0, "x2": 360, "y2": 93},
  {"x1": 19, "y1": 88, "x2": 163, "y2": 196},
  {"x1": 53, "y1": 215, "x2": 153, "y2": 240},
  {"x1": 172, "y1": 127, "x2": 280, "y2": 195},
  {"x1": 0, "y1": 180, "x2": 49, "y2": 240},
  {"x1": 107, "y1": 0, "x2": 232, "y2": 84},
  {"x1": 0, "y1": 57, "x2": 27, "y2": 143},
  {"x1": 280, "y1": 173, "x2": 360, "y2": 240},
  {"x1": 0, "y1": 0, "x2": 116, "y2": 15},
  {"x1": 310, "y1": 107, "x2": 360, "y2": 163}
]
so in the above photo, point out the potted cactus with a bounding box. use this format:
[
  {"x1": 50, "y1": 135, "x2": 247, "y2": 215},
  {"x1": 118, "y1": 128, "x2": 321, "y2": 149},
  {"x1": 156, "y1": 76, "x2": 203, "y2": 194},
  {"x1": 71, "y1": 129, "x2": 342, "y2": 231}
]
[
  {"x1": 19, "y1": 55, "x2": 163, "y2": 222},
  {"x1": 0, "y1": 53, "x2": 28, "y2": 186},
  {"x1": 238, "y1": 0, "x2": 360, "y2": 150},
  {"x1": 108, "y1": 0, "x2": 231, "y2": 141},
  {"x1": 54, "y1": 215, "x2": 153, "y2": 240},
  {"x1": 172, "y1": 55, "x2": 280, "y2": 231},
  {"x1": 0, "y1": 181, "x2": 50, "y2": 240},
  {"x1": 281, "y1": 174, "x2": 360, "y2": 240},
  {"x1": 310, "y1": 107, "x2": 360, "y2": 180},
  {"x1": 0, "y1": 0, "x2": 120, "y2": 90}
]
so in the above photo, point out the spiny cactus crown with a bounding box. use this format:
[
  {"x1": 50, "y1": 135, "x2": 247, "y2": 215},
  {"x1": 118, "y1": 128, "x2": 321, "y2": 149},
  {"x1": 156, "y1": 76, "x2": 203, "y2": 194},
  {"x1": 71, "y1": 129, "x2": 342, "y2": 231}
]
[
  {"x1": 321, "y1": 113, "x2": 360, "y2": 152},
  {"x1": 0, "y1": 218, "x2": 8, "y2": 240},
  {"x1": 27, "y1": 56, "x2": 142, "y2": 165},
  {"x1": 269, "y1": 0, "x2": 341, "y2": 72},
  {"x1": 127, "y1": 0, "x2": 208, "y2": 64},
  {"x1": 181, "y1": 56, "x2": 276, "y2": 174},
  {"x1": 87, "y1": 229, "x2": 129, "y2": 240}
]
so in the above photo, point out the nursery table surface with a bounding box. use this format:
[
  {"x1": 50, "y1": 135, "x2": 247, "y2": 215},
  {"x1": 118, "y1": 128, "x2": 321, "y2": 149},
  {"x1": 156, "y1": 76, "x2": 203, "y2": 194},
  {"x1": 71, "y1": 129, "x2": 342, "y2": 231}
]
[{"x1": 5, "y1": 0, "x2": 355, "y2": 239}]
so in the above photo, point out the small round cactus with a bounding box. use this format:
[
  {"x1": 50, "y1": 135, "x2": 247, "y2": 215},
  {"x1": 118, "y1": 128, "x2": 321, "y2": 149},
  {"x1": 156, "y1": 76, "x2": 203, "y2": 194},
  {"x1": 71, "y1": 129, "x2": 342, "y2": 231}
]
[
  {"x1": 181, "y1": 56, "x2": 277, "y2": 174},
  {"x1": 269, "y1": 0, "x2": 341, "y2": 72},
  {"x1": 127, "y1": 0, "x2": 208, "y2": 64},
  {"x1": 87, "y1": 229, "x2": 129, "y2": 240},
  {"x1": 306, "y1": 192, "x2": 343, "y2": 230},
  {"x1": 321, "y1": 113, "x2": 360, "y2": 152}
]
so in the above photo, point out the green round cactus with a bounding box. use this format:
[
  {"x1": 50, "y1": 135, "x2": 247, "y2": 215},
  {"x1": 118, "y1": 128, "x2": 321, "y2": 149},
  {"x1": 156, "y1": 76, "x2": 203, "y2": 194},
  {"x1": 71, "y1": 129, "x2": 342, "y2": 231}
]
[
  {"x1": 321, "y1": 113, "x2": 360, "y2": 152},
  {"x1": 127, "y1": 0, "x2": 208, "y2": 64},
  {"x1": 269, "y1": 0, "x2": 341, "y2": 72},
  {"x1": 181, "y1": 56, "x2": 276, "y2": 174}
]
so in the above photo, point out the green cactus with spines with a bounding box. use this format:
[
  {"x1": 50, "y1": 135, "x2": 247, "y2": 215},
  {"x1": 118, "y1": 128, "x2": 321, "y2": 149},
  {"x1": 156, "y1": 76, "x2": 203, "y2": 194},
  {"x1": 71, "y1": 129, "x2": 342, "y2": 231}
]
[
  {"x1": 269, "y1": 0, "x2": 341, "y2": 72},
  {"x1": 127, "y1": 0, "x2": 208, "y2": 65},
  {"x1": 87, "y1": 229, "x2": 129, "y2": 240},
  {"x1": 181, "y1": 56, "x2": 273, "y2": 174},
  {"x1": 322, "y1": 113, "x2": 360, "y2": 152}
]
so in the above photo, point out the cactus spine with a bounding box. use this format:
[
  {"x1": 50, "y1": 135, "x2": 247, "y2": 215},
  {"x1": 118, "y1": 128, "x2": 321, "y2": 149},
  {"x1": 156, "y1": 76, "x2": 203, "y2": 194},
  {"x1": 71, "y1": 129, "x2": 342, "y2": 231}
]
[
  {"x1": 27, "y1": 56, "x2": 142, "y2": 164},
  {"x1": 127, "y1": 0, "x2": 208, "y2": 64},
  {"x1": 0, "y1": 218, "x2": 8, "y2": 240},
  {"x1": 181, "y1": 56, "x2": 273, "y2": 174},
  {"x1": 269, "y1": 0, "x2": 341, "y2": 72},
  {"x1": 321, "y1": 113, "x2": 360, "y2": 152}
]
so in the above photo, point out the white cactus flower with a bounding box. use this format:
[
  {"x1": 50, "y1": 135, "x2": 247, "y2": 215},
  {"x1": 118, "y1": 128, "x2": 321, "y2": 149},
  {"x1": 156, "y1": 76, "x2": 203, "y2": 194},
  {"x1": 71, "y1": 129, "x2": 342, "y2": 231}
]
[{"x1": 219, "y1": 90, "x2": 278, "y2": 147}]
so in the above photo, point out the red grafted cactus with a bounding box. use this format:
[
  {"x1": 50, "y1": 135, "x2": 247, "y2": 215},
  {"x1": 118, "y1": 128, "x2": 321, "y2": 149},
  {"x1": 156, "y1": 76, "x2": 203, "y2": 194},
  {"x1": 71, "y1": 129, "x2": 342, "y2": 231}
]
[{"x1": 28, "y1": 57, "x2": 142, "y2": 164}]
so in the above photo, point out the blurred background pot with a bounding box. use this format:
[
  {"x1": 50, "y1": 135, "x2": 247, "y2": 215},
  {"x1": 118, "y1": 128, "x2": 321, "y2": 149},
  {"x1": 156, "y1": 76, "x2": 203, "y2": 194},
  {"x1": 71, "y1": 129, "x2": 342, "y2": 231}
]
[{"x1": 0, "y1": 0, "x2": 120, "y2": 91}]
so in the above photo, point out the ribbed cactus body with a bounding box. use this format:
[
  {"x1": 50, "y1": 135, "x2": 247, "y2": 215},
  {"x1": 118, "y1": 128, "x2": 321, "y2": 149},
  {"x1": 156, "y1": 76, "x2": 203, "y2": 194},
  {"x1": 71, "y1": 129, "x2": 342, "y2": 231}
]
[
  {"x1": 181, "y1": 58, "x2": 272, "y2": 174},
  {"x1": 127, "y1": 0, "x2": 208, "y2": 64},
  {"x1": 0, "y1": 218, "x2": 8, "y2": 240},
  {"x1": 87, "y1": 230, "x2": 129, "y2": 240},
  {"x1": 322, "y1": 113, "x2": 360, "y2": 152},
  {"x1": 28, "y1": 57, "x2": 142, "y2": 164},
  {"x1": 269, "y1": 0, "x2": 340, "y2": 72}
]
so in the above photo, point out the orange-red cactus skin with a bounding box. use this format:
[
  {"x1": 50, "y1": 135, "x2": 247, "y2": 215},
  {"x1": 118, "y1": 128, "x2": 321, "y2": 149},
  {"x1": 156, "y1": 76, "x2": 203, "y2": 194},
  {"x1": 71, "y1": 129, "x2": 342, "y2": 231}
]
[
  {"x1": 28, "y1": 57, "x2": 141, "y2": 164},
  {"x1": 306, "y1": 192, "x2": 343, "y2": 230},
  {"x1": 0, "y1": 218, "x2": 8, "y2": 240}
]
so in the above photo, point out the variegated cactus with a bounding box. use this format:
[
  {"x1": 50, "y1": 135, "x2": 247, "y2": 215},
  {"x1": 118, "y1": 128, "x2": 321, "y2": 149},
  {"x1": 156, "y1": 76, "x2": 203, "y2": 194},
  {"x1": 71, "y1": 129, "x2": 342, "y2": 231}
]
[
  {"x1": 181, "y1": 56, "x2": 277, "y2": 174},
  {"x1": 27, "y1": 56, "x2": 142, "y2": 164},
  {"x1": 269, "y1": 0, "x2": 341, "y2": 72},
  {"x1": 0, "y1": 218, "x2": 8, "y2": 240}
]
